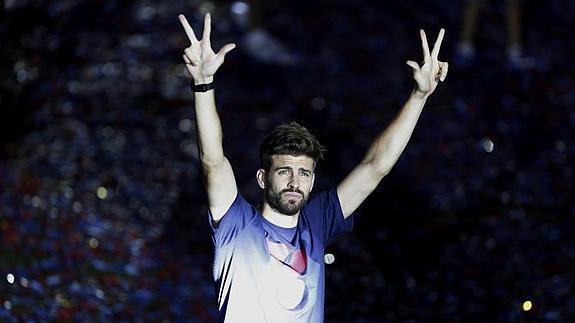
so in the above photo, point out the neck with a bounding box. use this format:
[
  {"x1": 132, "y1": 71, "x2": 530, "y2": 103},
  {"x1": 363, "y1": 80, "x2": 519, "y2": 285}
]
[{"x1": 261, "y1": 203, "x2": 299, "y2": 228}]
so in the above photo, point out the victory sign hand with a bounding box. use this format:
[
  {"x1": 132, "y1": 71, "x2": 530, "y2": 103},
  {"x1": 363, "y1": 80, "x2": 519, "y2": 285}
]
[
  {"x1": 406, "y1": 29, "x2": 448, "y2": 98},
  {"x1": 179, "y1": 13, "x2": 236, "y2": 84}
]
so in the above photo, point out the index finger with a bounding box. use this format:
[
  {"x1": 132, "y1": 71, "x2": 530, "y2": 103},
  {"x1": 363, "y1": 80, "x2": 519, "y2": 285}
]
[
  {"x1": 420, "y1": 29, "x2": 430, "y2": 61},
  {"x1": 431, "y1": 28, "x2": 445, "y2": 60},
  {"x1": 178, "y1": 14, "x2": 198, "y2": 44}
]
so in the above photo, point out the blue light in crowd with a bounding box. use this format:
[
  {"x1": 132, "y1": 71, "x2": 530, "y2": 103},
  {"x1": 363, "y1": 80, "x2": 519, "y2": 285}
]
[{"x1": 231, "y1": 2, "x2": 250, "y2": 15}]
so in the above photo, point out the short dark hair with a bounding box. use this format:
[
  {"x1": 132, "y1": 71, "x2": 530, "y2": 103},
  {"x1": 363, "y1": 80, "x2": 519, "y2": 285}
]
[{"x1": 259, "y1": 121, "x2": 326, "y2": 171}]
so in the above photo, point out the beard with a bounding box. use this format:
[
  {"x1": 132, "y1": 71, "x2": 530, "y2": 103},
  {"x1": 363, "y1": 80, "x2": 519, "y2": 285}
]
[{"x1": 265, "y1": 186, "x2": 308, "y2": 216}]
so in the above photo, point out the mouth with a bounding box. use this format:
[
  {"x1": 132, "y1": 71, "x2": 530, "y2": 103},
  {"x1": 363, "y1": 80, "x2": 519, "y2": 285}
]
[{"x1": 283, "y1": 192, "x2": 303, "y2": 199}]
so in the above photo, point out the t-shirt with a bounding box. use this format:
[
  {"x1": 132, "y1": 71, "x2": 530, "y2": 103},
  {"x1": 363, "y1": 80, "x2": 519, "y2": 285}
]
[{"x1": 210, "y1": 188, "x2": 354, "y2": 323}]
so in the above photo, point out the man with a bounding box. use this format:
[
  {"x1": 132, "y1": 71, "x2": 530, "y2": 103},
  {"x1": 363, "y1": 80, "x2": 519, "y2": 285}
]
[{"x1": 178, "y1": 12, "x2": 448, "y2": 323}]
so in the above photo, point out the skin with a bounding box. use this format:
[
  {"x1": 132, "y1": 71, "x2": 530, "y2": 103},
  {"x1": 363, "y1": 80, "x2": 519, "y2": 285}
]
[
  {"x1": 178, "y1": 13, "x2": 448, "y2": 227},
  {"x1": 256, "y1": 155, "x2": 316, "y2": 228}
]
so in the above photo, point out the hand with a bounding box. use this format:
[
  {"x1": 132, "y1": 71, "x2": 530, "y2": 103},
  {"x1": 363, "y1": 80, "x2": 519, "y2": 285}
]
[
  {"x1": 179, "y1": 13, "x2": 236, "y2": 84},
  {"x1": 406, "y1": 29, "x2": 448, "y2": 98}
]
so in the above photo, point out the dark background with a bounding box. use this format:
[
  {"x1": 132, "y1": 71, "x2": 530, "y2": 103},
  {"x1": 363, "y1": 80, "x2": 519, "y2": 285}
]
[{"x1": 1, "y1": 0, "x2": 574, "y2": 321}]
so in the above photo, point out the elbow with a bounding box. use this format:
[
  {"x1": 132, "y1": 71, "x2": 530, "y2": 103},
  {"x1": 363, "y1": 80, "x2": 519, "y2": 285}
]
[
  {"x1": 363, "y1": 159, "x2": 392, "y2": 179},
  {"x1": 375, "y1": 165, "x2": 392, "y2": 178},
  {"x1": 371, "y1": 159, "x2": 394, "y2": 178},
  {"x1": 201, "y1": 155, "x2": 227, "y2": 173}
]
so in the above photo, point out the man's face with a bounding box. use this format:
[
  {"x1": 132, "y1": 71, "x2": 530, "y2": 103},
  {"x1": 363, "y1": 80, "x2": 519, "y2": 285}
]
[{"x1": 259, "y1": 155, "x2": 315, "y2": 216}]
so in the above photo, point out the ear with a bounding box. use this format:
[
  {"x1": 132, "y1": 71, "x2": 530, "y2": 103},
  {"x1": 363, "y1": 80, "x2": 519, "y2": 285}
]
[
  {"x1": 256, "y1": 169, "x2": 266, "y2": 189},
  {"x1": 310, "y1": 172, "x2": 316, "y2": 192}
]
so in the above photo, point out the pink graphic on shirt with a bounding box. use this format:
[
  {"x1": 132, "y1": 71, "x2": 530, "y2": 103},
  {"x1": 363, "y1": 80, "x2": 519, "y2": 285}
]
[{"x1": 266, "y1": 239, "x2": 307, "y2": 274}]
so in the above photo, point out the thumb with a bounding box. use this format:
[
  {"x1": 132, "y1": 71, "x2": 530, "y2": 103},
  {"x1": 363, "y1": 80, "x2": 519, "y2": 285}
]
[
  {"x1": 406, "y1": 60, "x2": 420, "y2": 71},
  {"x1": 439, "y1": 62, "x2": 449, "y2": 82},
  {"x1": 216, "y1": 43, "x2": 236, "y2": 61}
]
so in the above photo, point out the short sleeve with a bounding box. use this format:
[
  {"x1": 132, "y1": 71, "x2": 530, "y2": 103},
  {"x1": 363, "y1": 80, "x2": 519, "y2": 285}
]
[
  {"x1": 209, "y1": 193, "x2": 259, "y2": 248},
  {"x1": 303, "y1": 187, "x2": 354, "y2": 245}
]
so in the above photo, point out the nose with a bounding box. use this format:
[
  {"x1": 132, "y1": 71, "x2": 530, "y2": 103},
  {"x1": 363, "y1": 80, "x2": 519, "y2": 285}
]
[{"x1": 288, "y1": 174, "x2": 300, "y2": 189}]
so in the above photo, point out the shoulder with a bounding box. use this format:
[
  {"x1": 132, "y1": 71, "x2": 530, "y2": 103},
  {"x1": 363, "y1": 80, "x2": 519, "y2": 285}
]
[
  {"x1": 304, "y1": 188, "x2": 338, "y2": 211},
  {"x1": 210, "y1": 192, "x2": 260, "y2": 229}
]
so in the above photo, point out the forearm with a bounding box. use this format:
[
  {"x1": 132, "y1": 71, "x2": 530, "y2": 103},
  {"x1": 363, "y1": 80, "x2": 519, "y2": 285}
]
[
  {"x1": 363, "y1": 89, "x2": 427, "y2": 175},
  {"x1": 193, "y1": 80, "x2": 238, "y2": 220},
  {"x1": 337, "y1": 28, "x2": 446, "y2": 218},
  {"x1": 193, "y1": 83, "x2": 225, "y2": 169},
  {"x1": 364, "y1": 27, "x2": 447, "y2": 174},
  {"x1": 179, "y1": 13, "x2": 238, "y2": 220}
]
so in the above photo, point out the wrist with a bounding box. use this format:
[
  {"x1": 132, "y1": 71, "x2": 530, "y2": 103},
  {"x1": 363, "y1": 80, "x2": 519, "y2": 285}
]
[
  {"x1": 193, "y1": 76, "x2": 214, "y2": 85},
  {"x1": 411, "y1": 88, "x2": 428, "y2": 101}
]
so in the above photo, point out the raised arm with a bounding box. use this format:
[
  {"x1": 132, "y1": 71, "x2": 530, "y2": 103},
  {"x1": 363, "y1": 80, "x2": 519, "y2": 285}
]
[
  {"x1": 337, "y1": 29, "x2": 449, "y2": 218},
  {"x1": 179, "y1": 13, "x2": 237, "y2": 222}
]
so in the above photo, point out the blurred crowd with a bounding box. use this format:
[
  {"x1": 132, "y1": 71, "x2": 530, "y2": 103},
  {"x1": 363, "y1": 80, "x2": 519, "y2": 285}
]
[{"x1": 1, "y1": 0, "x2": 574, "y2": 322}]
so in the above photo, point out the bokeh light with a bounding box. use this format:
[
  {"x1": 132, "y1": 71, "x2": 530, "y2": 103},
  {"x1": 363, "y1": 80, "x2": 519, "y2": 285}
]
[
  {"x1": 231, "y1": 1, "x2": 250, "y2": 15},
  {"x1": 96, "y1": 187, "x2": 108, "y2": 200},
  {"x1": 481, "y1": 137, "x2": 494, "y2": 153},
  {"x1": 88, "y1": 237, "x2": 99, "y2": 249}
]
